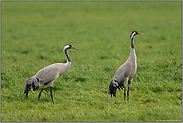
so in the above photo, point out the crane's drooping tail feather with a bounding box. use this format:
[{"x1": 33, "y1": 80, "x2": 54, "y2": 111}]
[
  {"x1": 109, "y1": 78, "x2": 124, "y2": 97},
  {"x1": 109, "y1": 78, "x2": 117, "y2": 97},
  {"x1": 24, "y1": 76, "x2": 40, "y2": 98}
]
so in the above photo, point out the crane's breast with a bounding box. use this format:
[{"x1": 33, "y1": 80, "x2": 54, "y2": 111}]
[{"x1": 57, "y1": 63, "x2": 71, "y2": 75}]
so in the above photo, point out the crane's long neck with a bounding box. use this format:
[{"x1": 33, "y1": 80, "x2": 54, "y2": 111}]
[
  {"x1": 129, "y1": 35, "x2": 136, "y2": 62},
  {"x1": 131, "y1": 36, "x2": 135, "y2": 49},
  {"x1": 64, "y1": 49, "x2": 71, "y2": 63}
]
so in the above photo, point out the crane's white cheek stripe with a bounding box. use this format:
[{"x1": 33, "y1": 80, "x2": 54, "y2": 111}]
[
  {"x1": 63, "y1": 45, "x2": 70, "y2": 52},
  {"x1": 130, "y1": 32, "x2": 136, "y2": 40}
]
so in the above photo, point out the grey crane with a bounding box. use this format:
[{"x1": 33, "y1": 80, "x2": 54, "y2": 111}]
[
  {"x1": 24, "y1": 44, "x2": 78, "y2": 103},
  {"x1": 109, "y1": 31, "x2": 144, "y2": 100}
]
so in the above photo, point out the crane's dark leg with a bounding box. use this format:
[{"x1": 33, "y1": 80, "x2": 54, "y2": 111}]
[
  {"x1": 38, "y1": 87, "x2": 45, "y2": 100},
  {"x1": 50, "y1": 86, "x2": 54, "y2": 104},
  {"x1": 114, "y1": 88, "x2": 117, "y2": 98},
  {"x1": 124, "y1": 87, "x2": 126, "y2": 101},
  {"x1": 127, "y1": 87, "x2": 130, "y2": 101}
]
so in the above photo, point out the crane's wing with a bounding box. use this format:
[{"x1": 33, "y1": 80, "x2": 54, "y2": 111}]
[
  {"x1": 35, "y1": 65, "x2": 60, "y2": 84},
  {"x1": 114, "y1": 62, "x2": 134, "y2": 82}
]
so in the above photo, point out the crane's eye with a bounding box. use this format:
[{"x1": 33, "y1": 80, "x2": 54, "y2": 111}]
[{"x1": 66, "y1": 44, "x2": 72, "y2": 47}]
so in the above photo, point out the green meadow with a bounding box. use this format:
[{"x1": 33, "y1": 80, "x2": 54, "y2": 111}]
[{"x1": 1, "y1": 1, "x2": 182, "y2": 122}]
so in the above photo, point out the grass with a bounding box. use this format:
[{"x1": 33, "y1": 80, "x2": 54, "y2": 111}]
[{"x1": 1, "y1": 1, "x2": 182, "y2": 122}]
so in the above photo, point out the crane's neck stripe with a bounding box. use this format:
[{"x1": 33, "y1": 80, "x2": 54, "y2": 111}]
[
  {"x1": 130, "y1": 32, "x2": 136, "y2": 49},
  {"x1": 131, "y1": 37, "x2": 135, "y2": 49},
  {"x1": 64, "y1": 49, "x2": 71, "y2": 62}
]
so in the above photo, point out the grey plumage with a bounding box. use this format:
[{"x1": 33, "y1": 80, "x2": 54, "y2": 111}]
[
  {"x1": 109, "y1": 31, "x2": 144, "y2": 100},
  {"x1": 24, "y1": 44, "x2": 78, "y2": 103}
]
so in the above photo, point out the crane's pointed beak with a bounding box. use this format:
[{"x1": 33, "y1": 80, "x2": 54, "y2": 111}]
[
  {"x1": 71, "y1": 46, "x2": 79, "y2": 50},
  {"x1": 138, "y1": 32, "x2": 144, "y2": 35}
]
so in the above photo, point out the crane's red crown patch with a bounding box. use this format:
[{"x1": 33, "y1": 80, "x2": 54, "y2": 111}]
[{"x1": 131, "y1": 31, "x2": 137, "y2": 34}]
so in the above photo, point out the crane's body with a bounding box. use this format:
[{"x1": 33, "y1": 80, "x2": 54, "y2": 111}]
[
  {"x1": 109, "y1": 31, "x2": 143, "y2": 100},
  {"x1": 36, "y1": 62, "x2": 71, "y2": 84},
  {"x1": 24, "y1": 44, "x2": 78, "y2": 103},
  {"x1": 114, "y1": 48, "x2": 137, "y2": 83}
]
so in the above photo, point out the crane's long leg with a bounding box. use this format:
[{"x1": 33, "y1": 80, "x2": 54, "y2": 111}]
[
  {"x1": 50, "y1": 86, "x2": 54, "y2": 104},
  {"x1": 124, "y1": 79, "x2": 128, "y2": 101},
  {"x1": 38, "y1": 87, "x2": 45, "y2": 100},
  {"x1": 127, "y1": 87, "x2": 130, "y2": 101},
  {"x1": 124, "y1": 87, "x2": 126, "y2": 100},
  {"x1": 114, "y1": 88, "x2": 117, "y2": 98},
  {"x1": 127, "y1": 79, "x2": 132, "y2": 101}
]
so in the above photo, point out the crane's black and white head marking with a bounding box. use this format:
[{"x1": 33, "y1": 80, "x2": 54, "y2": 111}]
[
  {"x1": 63, "y1": 44, "x2": 72, "y2": 52},
  {"x1": 130, "y1": 31, "x2": 144, "y2": 48},
  {"x1": 130, "y1": 31, "x2": 144, "y2": 39},
  {"x1": 63, "y1": 44, "x2": 79, "y2": 52},
  {"x1": 62, "y1": 44, "x2": 79, "y2": 63},
  {"x1": 130, "y1": 31, "x2": 138, "y2": 40}
]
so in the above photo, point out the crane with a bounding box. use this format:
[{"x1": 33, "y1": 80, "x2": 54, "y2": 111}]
[
  {"x1": 109, "y1": 31, "x2": 144, "y2": 100},
  {"x1": 24, "y1": 44, "x2": 79, "y2": 103}
]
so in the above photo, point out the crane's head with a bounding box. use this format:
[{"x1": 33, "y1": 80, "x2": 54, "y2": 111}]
[
  {"x1": 130, "y1": 31, "x2": 144, "y2": 39},
  {"x1": 63, "y1": 44, "x2": 79, "y2": 52},
  {"x1": 24, "y1": 77, "x2": 40, "y2": 98}
]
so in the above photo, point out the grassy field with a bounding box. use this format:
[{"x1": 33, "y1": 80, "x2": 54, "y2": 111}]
[{"x1": 1, "y1": 1, "x2": 182, "y2": 122}]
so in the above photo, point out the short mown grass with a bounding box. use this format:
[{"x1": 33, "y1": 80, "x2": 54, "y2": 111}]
[{"x1": 1, "y1": 1, "x2": 182, "y2": 122}]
